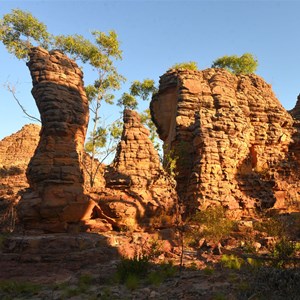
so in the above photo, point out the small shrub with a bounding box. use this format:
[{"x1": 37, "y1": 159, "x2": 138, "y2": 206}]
[
  {"x1": 272, "y1": 238, "x2": 296, "y2": 267},
  {"x1": 0, "y1": 280, "x2": 41, "y2": 298},
  {"x1": 115, "y1": 255, "x2": 150, "y2": 284},
  {"x1": 221, "y1": 254, "x2": 243, "y2": 270},
  {"x1": 203, "y1": 266, "x2": 215, "y2": 275},
  {"x1": 147, "y1": 262, "x2": 177, "y2": 286},
  {"x1": 254, "y1": 217, "x2": 286, "y2": 238},
  {"x1": 189, "y1": 206, "x2": 235, "y2": 244},
  {"x1": 244, "y1": 267, "x2": 300, "y2": 299},
  {"x1": 124, "y1": 274, "x2": 139, "y2": 290},
  {"x1": 246, "y1": 257, "x2": 261, "y2": 268},
  {"x1": 169, "y1": 61, "x2": 198, "y2": 71},
  {"x1": 212, "y1": 292, "x2": 227, "y2": 300}
]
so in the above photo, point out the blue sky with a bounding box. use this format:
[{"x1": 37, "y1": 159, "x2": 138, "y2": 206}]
[{"x1": 1, "y1": 0, "x2": 300, "y2": 141}]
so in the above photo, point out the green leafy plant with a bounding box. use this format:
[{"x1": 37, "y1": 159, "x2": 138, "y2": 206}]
[
  {"x1": 163, "y1": 147, "x2": 178, "y2": 178},
  {"x1": 243, "y1": 267, "x2": 300, "y2": 299},
  {"x1": 169, "y1": 61, "x2": 198, "y2": 71},
  {"x1": 221, "y1": 254, "x2": 243, "y2": 270},
  {"x1": 189, "y1": 206, "x2": 235, "y2": 244},
  {"x1": 115, "y1": 254, "x2": 150, "y2": 285},
  {"x1": 212, "y1": 53, "x2": 258, "y2": 74},
  {"x1": 254, "y1": 217, "x2": 287, "y2": 238},
  {"x1": 61, "y1": 274, "x2": 93, "y2": 298},
  {"x1": 147, "y1": 262, "x2": 177, "y2": 286},
  {"x1": 0, "y1": 280, "x2": 41, "y2": 298},
  {"x1": 0, "y1": 8, "x2": 51, "y2": 59}
]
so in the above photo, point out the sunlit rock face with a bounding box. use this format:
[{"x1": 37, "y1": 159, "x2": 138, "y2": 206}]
[
  {"x1": 17, "y1": 47, "x2": 96, "y2": 232},
  {"x1": 103, "y1": 109, "x2": 178, "y2": 230},
  {"x1": 151, "y1": 68, "x2": 300, "y2": 217}
]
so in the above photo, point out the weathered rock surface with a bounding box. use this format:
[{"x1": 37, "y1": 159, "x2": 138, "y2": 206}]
[
  {"x1": 103, "y1": 109, "x2": 178, "y2": 229},
  {"x1": 151, "y1": 68, "x2": 300, "y2": 216},
  {"x1": 16, "y1": 47, "x2": 100, "y2": 232},
  {"x1": 0, "y1": 124, "x2": 40, "y2": 200},
  {"x1": 290, "y1": 94, "x2": 300, "y2": 120}
]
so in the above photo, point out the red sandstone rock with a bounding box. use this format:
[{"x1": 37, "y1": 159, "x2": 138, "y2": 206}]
[
  {"x1": 103, "y1": 109, "x2": 179, "y2": 230},
  {"x1": 16, "y1": 47, "x2": 98, "y2": 232},
  {"x1": 151, "y1": 68, "x2": 300, "y2": 216}
]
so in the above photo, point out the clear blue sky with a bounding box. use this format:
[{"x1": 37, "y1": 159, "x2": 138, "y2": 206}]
[{"x1": 1, "y1": 0, "x2": 300, "y2": 141}]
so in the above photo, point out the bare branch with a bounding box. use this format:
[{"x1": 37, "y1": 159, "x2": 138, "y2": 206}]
[{"x1": 4, "y1": 82, "x2": 41, "y2": 123}]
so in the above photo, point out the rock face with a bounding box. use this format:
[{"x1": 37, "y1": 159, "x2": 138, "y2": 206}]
[
  {"x1": 0, "y1": 124, "x2": 41, "y2": 200},
  {"x1": 290, "y1": 94, "x2": 300, "y2": 120},
  {"x1": 17, "y1": 47, "x2": 97, "y2": 232},
  {"x1": 103, "y1": 109, "x2": 178, "y2": 229},
  {"x1": 0, "y1": 124, "x2": 40, "y2": 232},
  {"x1": 151, "y1": 68, "x2": 300, "y2": 216}
]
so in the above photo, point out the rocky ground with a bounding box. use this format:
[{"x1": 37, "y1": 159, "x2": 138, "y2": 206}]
[{"x1": 1, "y1": 213, "x2": 300, "y2": 300}]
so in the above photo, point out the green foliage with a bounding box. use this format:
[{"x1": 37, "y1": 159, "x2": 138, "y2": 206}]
[
  {"x1": 0, "y1": 9, "x2": 125, "y2": 178},
  {"x1": 211, "y1": 53, "x2": 258, "y2": 74},
  {"x1": 169, "y1": 61, "x2": 198, "y2": 71},
  {"x1": 118, "y1": 79, "x2": 160, "y2": 151},
  {"x1": 221, "y1": 254, "x2": 243, "y2": 270},
  {"x1": 190, "y1": 206, "x2": 234, "y2": 243},
  {"x1": 140, "y1": 108, "x2": 160, "y2": 151},
  {"x1": 61, "y1": 274, "x2": 93, "y2": 298},
  {"x1": 115, "y1": 255, "x2": 150, "y2": 285},
  {"x1": 129, "y1": 79, "x2": 157, "y2": 101},
  {"x1": 147, "y1": 262, "x2": 177, "y2": 286},
  {"x1": 85, "y1": 126, "x2": 107, "y2": 153},
  {"x1": 117, "y1": 92, "x2": 138, "y2": 110},
  {"x1": 56, "y1": 30, "x2": 125, "y2": 186},
  {"x1": 272, "y1": 238, "x2": 296, "y2": 268},
  {"x1": 203, "y1": 266, "x2": 215, "y2": 275},
  {"x1": 0, "y1": 280, "x2": 41, "y2": 298},
  {"x1": 0, "y1": 9, "x2": 51, "y2": 59},
  {"x1": 244, "y1": 267, "x2": 300, "y2": 299},
  {"x1": 163, "y1": 147, "x2": 178, "y2": 177},
  {"x1": 254, "y1": 217, "x2": 287, "y2": 238}
]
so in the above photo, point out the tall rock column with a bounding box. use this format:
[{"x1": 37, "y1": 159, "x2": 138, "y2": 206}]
[
  {"x1": 151, "y1": 69, "x2": 298, "y2": 217},
  {"x1": 103, "y1": 110, "x2": 178, "y2": 230},
  {"x1": 17, "y1": 47, "x2": 93, "y2": 232}
]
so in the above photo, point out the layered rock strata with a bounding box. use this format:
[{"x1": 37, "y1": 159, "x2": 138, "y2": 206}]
[
  {"x1": 0, "y1": 124, "x2": 40, "y2": 200},
  {"x1": 103, "y1": 109, "x2": 178, "y2": 229},
  {"x1": 17, "y1": 47, "x2": 99, "y2": 232},
  {"x1": 151, "y1": 68, "x2": 300, "y2": 216}
]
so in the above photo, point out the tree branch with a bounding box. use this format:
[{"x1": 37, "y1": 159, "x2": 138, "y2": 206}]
[{"x1": 5, "y1": 83, "x2": 41, "y2": 123}]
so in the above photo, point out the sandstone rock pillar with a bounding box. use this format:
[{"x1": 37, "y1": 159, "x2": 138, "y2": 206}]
[
  {"x1": 151, "y1": 69, "x2": 297, "y2": 216},
  {"x1": 17, "y1": 47, "x2": 93, "y2": 232},
  {"x1": 103, "y1": 109, "x2": 178, "y2": 229}
]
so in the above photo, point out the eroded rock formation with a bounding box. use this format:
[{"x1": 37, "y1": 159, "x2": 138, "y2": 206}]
[
  {"x1": 17, "y1": 47, "x2": 99, "y2": 232},
  {"x1": 0, "y1": 124, "x2": 40, "y2": 200},
  {"x1": 102, "y1": 109, "x2": 178, "y2": 229},
  {"x1": 0, "y1": 124, "x2": 40, "y2": 231},
  {"x1": 151, "y1": 68, "x2": 300, "y2": 216}
]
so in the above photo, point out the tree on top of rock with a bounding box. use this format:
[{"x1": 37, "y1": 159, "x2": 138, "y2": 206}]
[
  {"x1": 168, "y1": 61, "x2": 198, "y2": 71},
  {"x1": 211, "y1": 53, "x2": 258, "y2": 75},
  {"x1": 0, "y1": 9, "x2": 51, "y2": 59},
  {"x1": 0, "y1": 8, "x2": 125, "y2": 187}
]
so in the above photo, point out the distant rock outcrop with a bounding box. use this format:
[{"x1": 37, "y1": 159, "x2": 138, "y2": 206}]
[
  {"x1": 17, "y1": 47, "x2": 101, "y2": 232},
  {"x1": 151, "y1": 68, "x2": 300, "y2": 216},
  {"x1": 0, "y1": 124, "x2": 40, "y2": 231},
  {"x1": 102, "y1": 109, "x2": 178, "y2": 229}
]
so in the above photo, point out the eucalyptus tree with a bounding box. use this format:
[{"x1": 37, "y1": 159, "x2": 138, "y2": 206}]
[
  {"x1": 0, "y1": 9, "x2": 125, "y2": 187},
  {"x1": 211, "y1": 53, "x2": 258, "y2": 74}
]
